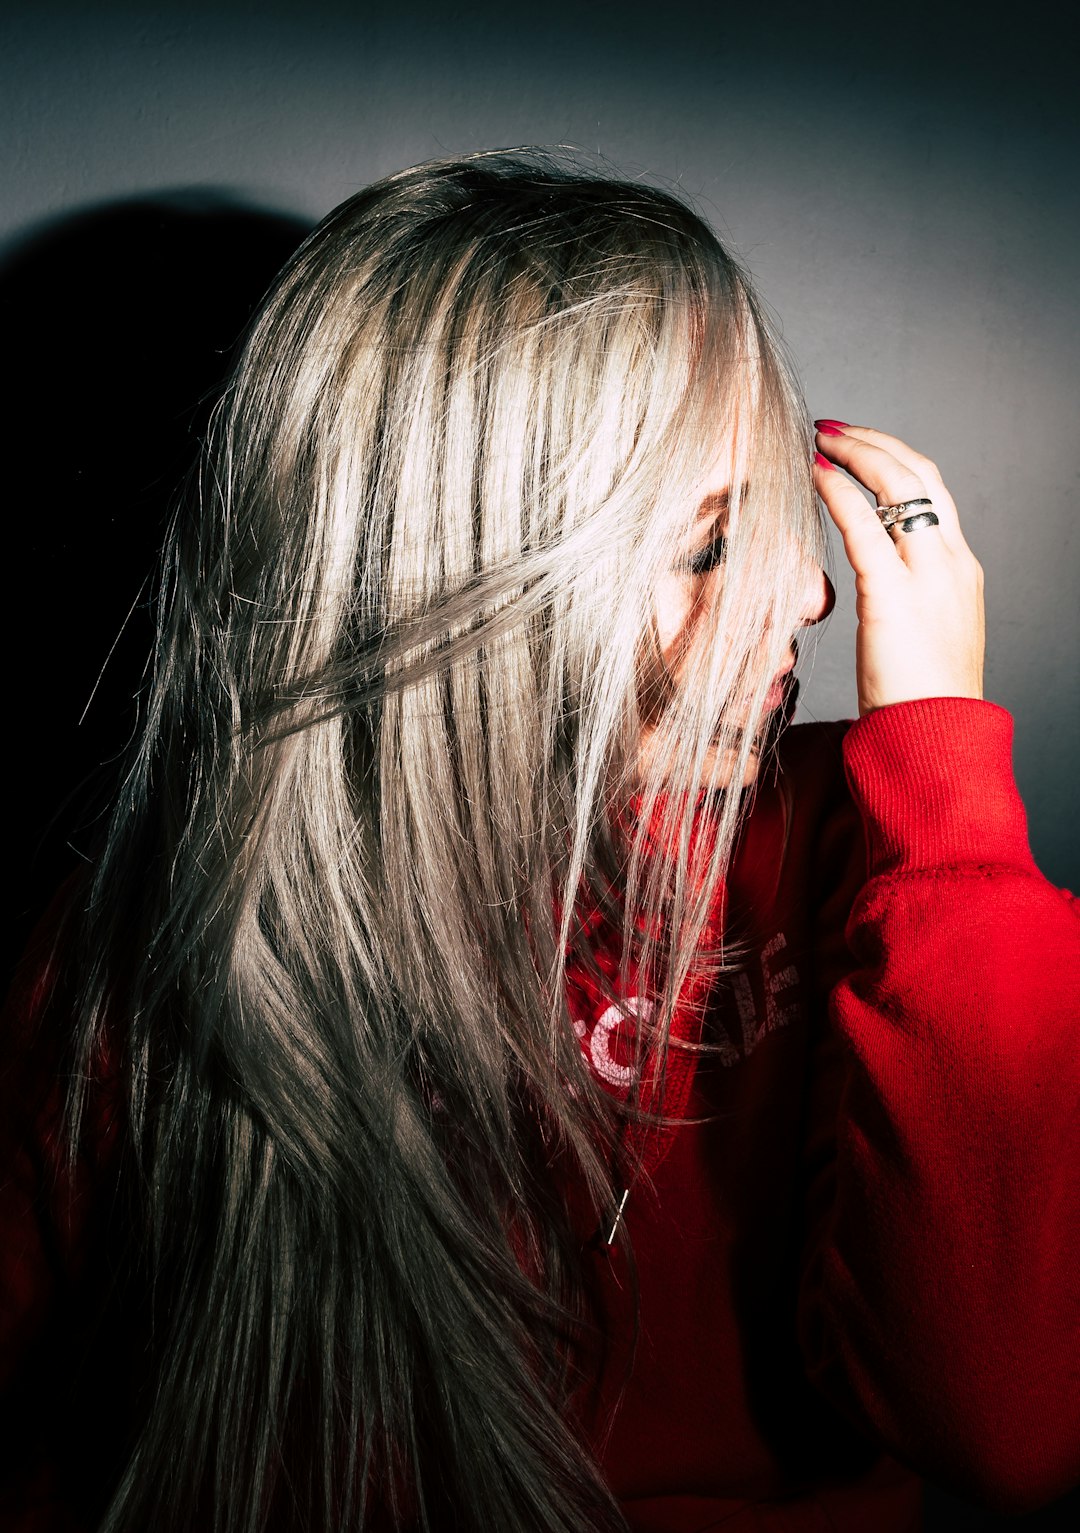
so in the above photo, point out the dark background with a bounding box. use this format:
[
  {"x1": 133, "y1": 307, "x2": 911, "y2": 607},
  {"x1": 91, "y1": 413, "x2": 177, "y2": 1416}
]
[{"x1": 1, "y1": 3, "x2": 1077, "y2": 1527}]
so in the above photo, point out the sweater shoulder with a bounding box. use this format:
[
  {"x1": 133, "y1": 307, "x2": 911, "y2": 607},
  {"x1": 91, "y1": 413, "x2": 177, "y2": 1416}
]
[
  {"x1": 775, "y1": 717, "x2": 853, "y2": 784},
  {"x1": 726, "y1": 720, "x2": 864, "y2": 943},
  {"x1": 770, "y1": 717, "x2": 860, "y2": 855}
]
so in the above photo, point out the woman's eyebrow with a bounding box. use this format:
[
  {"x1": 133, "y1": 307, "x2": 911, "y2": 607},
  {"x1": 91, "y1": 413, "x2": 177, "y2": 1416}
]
[
  {"x1": 695, "y1": 481, "x2": 747, "y2": 531},
  {"x1": 697, "y1": 490, "x2": 730, "y2": 531}
]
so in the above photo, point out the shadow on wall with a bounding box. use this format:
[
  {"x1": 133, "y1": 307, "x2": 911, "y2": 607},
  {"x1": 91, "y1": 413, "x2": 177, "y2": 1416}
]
[{"x1": 0, "y1": 194, "x2": 311, "y2": 992}]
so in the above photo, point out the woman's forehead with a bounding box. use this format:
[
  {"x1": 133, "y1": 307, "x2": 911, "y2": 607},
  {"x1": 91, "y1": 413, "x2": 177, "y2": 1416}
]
[{"x1": 695, "y1": 421, "x2": 748, "y2": 510}]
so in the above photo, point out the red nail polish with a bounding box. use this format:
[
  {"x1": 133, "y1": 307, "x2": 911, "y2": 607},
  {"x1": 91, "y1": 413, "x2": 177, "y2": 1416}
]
[
  {"x1": 814, "y1": 419, "x2": 848, "y2": 434},
  {"x1": 814, "y1": 451, "x2": 834, "y2": 470}
]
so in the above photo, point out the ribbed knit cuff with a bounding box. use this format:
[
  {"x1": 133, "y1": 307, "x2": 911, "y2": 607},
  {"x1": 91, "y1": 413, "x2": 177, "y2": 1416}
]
[{"x1": 841, "y1": 698, "x2": 1037, "y2": 875}]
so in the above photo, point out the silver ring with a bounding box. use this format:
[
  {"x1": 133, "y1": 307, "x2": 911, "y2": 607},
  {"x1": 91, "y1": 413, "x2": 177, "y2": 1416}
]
[
  {"x1": 892, "y1": 511, "x2": 940, "y2": 535},
  {"x1": 876, "y1": 497, "x2": 933, "y2": 530}
]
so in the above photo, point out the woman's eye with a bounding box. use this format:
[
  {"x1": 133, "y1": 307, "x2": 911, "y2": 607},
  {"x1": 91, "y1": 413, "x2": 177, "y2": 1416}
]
[{"x1": 683, "y1": 532, "x2": 727, "y2": 575}]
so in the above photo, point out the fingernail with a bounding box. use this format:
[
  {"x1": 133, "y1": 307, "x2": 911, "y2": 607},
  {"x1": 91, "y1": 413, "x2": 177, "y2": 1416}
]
[
  {"x1": 814, "y1": 451, "x2": 834, "y2": 470},
  {"x1": 814, "y1": 419, "x2": 847, "y2": 436}
]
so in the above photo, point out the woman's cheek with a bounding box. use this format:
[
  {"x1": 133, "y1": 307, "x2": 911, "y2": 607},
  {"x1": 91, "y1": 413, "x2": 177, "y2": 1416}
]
[{"x1": 654, "y1": 574, "x2": 693, "y2": 668}]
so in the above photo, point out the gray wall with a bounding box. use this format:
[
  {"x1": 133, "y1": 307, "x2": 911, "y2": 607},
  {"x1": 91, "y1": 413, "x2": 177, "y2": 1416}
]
[{"x1": 3, "y1": 0, "x2": 1077, "y2": 886}]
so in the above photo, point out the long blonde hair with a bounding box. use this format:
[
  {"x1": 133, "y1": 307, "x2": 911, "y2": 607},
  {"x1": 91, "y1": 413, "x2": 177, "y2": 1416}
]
[{"x1": 69, "y1": 148, "x2": 823, "y2": 1532}]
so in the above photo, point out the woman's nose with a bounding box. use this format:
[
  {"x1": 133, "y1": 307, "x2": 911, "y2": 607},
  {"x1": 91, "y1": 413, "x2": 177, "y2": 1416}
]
[{"x1": 800, "y1": 566, "x2": 835, "y2": 627}]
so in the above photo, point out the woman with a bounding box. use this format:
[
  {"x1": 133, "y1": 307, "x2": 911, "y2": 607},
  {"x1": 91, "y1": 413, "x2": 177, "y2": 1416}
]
[{"x1": 1, "y1": 149, "x2": 1077, "y2": 1533}]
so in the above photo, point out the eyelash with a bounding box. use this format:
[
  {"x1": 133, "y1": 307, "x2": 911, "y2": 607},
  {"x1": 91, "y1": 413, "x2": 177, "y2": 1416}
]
[{"x1": 683, "y1": 532, "x2": 728, "y2": 575}]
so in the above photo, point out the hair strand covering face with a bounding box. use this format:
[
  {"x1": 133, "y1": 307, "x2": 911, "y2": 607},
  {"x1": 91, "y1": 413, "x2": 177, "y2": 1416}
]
[{"x1": 66, "y1": 147, "x2": 823, "y2": 1533}]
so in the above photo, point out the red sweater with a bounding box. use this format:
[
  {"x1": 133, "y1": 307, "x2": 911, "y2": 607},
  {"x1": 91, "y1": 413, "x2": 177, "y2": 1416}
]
[{"x1": 3, "y1": 698, "x2": 1079, "y2": 1531}]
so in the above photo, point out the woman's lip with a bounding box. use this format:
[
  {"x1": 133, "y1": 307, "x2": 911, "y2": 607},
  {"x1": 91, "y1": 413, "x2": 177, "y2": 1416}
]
[{"x1": 765, "y1": 670, "x2": 799, "y2": 711}]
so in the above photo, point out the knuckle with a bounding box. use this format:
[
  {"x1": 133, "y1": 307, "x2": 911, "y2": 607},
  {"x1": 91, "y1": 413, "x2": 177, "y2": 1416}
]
[
  {"x1": 890, "y1": 472, "x2": 927, "y2": 502},
  {"x1": 915, "y1": 454, "x2": 942, "y2": 482}
]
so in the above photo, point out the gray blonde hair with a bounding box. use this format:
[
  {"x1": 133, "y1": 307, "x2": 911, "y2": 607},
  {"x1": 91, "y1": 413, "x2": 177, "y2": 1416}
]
[{"x1": 69, "y1": 149, "x2": 823, "y2": 1532}]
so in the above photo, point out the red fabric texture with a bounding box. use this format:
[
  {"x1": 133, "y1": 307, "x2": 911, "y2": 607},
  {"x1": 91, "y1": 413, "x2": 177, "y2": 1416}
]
[
  {"x1": 3, "y1": 698, "x2": 1079, "y2": 1530},
  {"x1": 567, "y1": 699, "x2": 1080, "y2": 1527}
]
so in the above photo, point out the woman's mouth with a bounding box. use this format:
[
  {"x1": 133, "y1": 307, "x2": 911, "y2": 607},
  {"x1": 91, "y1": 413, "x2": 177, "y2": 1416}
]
[
  {"x1": 764, "y1": 654, "x2": 797, "y2": 711},
  {"x1": 763, "y1": 676, "x2": 787, "y2": 711}
]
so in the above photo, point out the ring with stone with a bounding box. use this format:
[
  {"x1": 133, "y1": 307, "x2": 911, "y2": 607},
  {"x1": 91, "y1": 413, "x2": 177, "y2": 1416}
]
[{"x1": 875, "y1": 497, "x2": 934, "y2": 530}]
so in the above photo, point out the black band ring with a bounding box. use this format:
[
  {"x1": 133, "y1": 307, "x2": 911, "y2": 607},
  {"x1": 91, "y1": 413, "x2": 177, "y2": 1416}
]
[{"x1": 892, "y1": 511, "x2": 940, "y2": 535}]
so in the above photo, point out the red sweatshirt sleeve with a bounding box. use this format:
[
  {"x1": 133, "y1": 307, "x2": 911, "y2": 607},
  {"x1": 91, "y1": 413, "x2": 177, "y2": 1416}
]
[{"x1": 796, "y1": 697, "x2": 1080, "y2": 1514}]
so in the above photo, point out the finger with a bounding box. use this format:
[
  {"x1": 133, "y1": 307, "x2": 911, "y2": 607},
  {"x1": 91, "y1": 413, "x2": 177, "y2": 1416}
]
[
  {"x1": 815, "y1": 423, "x2": 964, "y2": 547},
  {"x1": 883, "y1": 508, "x2": 957, "y2": 573},
  {"x1": 813, "y1": 431, "x2": 960, "y2": 562},
  {"x1": 814, "y1": 429, "x2": 929, "y2": 509},
  {"x1": 812, "y1": 455, "x2": 904, "y2": 582},
  {"x1": 813, "y1": 457, "x2": 957, "y2": 599},
  {"x1": 832, "y1": 424, "x2": 961, "y2": 538},
  {"x1": 814, "y1": 432, "x2": 949, "y2": 570},
  {"x1": 815, "y1": 450, "x2": 960, "y2": 593},
  {"x1": 824, "y1": 423, "x2": 951, "y2": 504}
]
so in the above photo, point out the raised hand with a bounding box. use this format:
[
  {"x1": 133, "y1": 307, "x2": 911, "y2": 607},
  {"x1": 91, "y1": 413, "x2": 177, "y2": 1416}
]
[{"x1": 812, "y1": 422, "x2": 985, "y2": 716}]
